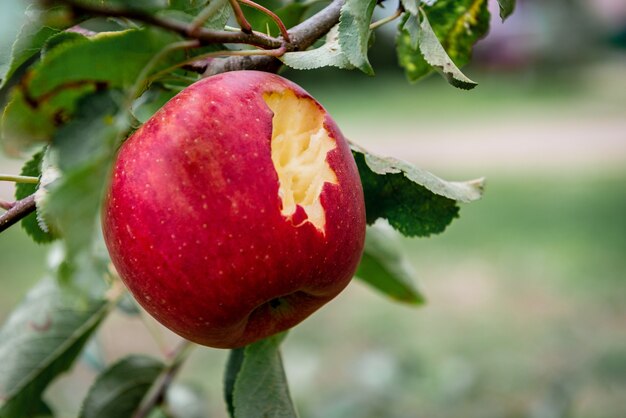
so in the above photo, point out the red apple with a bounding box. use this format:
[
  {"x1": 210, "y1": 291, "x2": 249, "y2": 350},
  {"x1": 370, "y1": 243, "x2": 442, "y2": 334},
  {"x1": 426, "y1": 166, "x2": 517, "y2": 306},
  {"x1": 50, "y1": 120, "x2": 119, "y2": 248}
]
[{"x1": 102, "y1": 71, "x2": 366, "y2": 348}]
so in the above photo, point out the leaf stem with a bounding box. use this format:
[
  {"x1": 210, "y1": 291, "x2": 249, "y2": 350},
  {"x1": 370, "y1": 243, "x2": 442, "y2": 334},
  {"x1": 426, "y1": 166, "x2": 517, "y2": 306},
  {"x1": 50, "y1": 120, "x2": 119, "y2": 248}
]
[
  {"x1": 229, "y1": 0, "x2": 254, "y2": 34},
  {"x1": 0, "y1": 194, "x2": 36, "y2": 233},
  {"x1": 202, "y1": 0, "x2": 344, "y2": 75},
  {"x1": 370, "y1": 7, "x2": 403, "y2": 30},
  {"x1": 133, "y1": 340, "x2": 196, "y2": 418},
  {"x1": 237, "y1": 0, "x2": 291, "y2": 42},
  {"x1": 129, "y1": 39, "x2": 201, "y2": 101},
  {"x1": 0, "y1": 174, "x2": 39, "y2": 184}
]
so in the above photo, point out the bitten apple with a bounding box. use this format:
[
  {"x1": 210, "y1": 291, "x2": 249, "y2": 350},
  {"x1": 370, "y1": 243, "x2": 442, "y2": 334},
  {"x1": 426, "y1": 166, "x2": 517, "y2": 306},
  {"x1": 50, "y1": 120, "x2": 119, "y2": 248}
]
[{"x1": 102, "y1": 71, "x2": 366, "y2": 348}]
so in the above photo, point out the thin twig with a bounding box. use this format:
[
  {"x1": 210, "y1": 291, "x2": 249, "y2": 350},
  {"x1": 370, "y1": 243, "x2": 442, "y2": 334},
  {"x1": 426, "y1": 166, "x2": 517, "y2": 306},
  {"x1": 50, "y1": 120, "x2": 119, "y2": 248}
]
[
  {"x1": 133, "y1": 340, "x2": 195, "y2": 418},
  {"x1": 0, "y1": 195, "x2": 36, "y2": 233},
  {"x1": 129, "y1": 39, "x2": 201, "y2": 101},
  {"x1": 0, "y1": 200, "x2": 15, "y2": 210},
  {"x1": 229, "y1": 0, "x2": 253, "y2": 34},
  {"x1": 369, "y1": 7, "x2": 403, "y2": 30},
  {"x1": 238, "y1": 0, "x2": 291, "y2": 42},
  {"x1": 52, "y1": 0, "x2": 282, "y2": 49},
  {"x1": 203, "y1": 0, "x2": 344, "y2": 75},
  {"x1": 0, "y1": 174, "x2": 38, "y2": 184}
]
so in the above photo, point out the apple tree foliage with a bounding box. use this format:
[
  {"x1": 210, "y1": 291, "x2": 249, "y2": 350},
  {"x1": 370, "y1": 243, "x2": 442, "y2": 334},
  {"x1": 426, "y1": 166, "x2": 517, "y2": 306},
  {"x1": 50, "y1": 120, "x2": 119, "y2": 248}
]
[{"x1": 0, "y1": 0, "x2": 514, "y2": 416}]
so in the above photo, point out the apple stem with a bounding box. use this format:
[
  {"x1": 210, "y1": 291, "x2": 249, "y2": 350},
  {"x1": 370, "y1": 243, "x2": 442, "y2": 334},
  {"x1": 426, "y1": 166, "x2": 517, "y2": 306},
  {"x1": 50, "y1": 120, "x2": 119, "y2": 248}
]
[
  {"x1": 133, "y1": 340, "x2": 195, "y2": 418},
  {"x1": 237, "y1": 0, "x2": 292, "y2": 42}
]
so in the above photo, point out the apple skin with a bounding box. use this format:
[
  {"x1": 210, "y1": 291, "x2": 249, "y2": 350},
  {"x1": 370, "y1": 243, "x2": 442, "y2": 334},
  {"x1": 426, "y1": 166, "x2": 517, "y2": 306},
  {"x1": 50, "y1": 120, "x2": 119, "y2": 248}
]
[{"x1": 102, "y1": 71, "x2": 366, "y2": 348}]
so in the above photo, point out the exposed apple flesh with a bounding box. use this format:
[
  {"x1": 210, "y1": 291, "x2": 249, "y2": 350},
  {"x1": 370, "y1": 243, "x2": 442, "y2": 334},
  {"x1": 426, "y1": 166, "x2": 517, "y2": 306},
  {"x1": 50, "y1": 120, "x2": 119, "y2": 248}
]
[
  {"x1": 102, "y1": 71, "x2": 366, "y2": 348},
  {"x1": 266, "y1": 89, "x2": 338, "y2": 231}
]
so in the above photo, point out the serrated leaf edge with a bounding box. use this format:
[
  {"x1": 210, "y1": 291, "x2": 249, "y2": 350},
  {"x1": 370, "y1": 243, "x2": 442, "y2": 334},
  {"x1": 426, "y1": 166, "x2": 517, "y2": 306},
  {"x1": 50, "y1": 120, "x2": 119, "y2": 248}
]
[{"x1": 351, "y1": 142, "x2": 484, "y2": 203}]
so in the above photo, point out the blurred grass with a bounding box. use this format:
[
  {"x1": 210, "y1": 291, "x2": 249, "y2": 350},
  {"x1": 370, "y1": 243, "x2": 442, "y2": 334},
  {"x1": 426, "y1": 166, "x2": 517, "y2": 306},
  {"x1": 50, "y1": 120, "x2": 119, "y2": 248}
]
[{"x1": 1, "y1": 64, "x2": 625, "y2": 417}]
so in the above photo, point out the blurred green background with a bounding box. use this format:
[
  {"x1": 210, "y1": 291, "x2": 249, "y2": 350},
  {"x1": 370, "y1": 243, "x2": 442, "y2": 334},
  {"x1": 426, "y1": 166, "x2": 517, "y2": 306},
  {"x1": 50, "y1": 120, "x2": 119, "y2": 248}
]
[{"x1": 1, "y1": 0, "x2": 625, "y2": 417}]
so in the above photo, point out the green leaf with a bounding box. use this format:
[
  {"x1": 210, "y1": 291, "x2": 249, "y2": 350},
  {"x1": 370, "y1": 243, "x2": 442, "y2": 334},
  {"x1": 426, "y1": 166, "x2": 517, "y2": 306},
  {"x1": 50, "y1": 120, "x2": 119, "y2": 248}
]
[
  {"x1": 426, "y1": 0, "x2": 490, "y2": 66},
  {"x1": 401, "y1": 13, "x2": 420, "y2": 50},
  {"x1": 280, "y1": 25, "x2": 354, "y2": 71},
  {"x1": 157, "y1": 0, "x2": 231, "y2": 31},
  {"x1": 351, "y1": 143, "x2": 484, "y2": 237},
  {"x1": 132, "y1": 86, "x2": 179, "y2": 123},
  {"x1": 14, "y1": 148, "x2": 57, "y2": 243},
  {"x1": 400, "y1": 0, "x2": 420, "y2": 16},
  {"x1": 417, "y1": 12, "x2": 477, "y2": 90},
  {"x1": 1, "y1": 27, "x2": 181, "y2": 153},
  {"x1": 26, "y1": 28, "x2": 181, "y2": 98},
  {"x1": 201, "y1": 0, "x2": 231, "y2": 30},
  {"x1": 397, "y1": 0, "x2": 490, "y2": 86},
  {"x1": 1, "y1": 86, "x2": 94, "y2": 155},
  {"x1": 1, "y1": 397, "x2": 54, "y2": 418},
  {"x1": 40, "y1": 30, "x2": 91, "y2": 57},
  {"x1": 0, "y1": 7, "x2": 71, "y2": 91},
  {"x1": 165, "y1": 0, "x2": 212, "y2": 12},
  {"x1": 71, "y1": 0, "x2": 169, "y2": 11},
  {"x1": 356, "y1": 222, "x2": 425, "y2": 305},
  {"x1": 497, "y1": 0, "x2": 515, "y2": 21},
  {"x1": 225, "y1": 334, "x2": 298, "y2": 418},
  {"x1": 224, "y1": 348, "x2": 245, "y2": 418},
  {"x1": 79, "y1": 355, "x2": 165, "y2": 418},
  {"x1": 0, "y1": 278, "x2": 110, "y2": 417},
  {"x1": 338, "y1": 0, "x2": 377, "y2": 75},
  {"x1": 45, "y1": 91, "x2": 127, "y2": 248},
  {"x1": 43, "y1": 91, "x2": 130, "y2": 293}
]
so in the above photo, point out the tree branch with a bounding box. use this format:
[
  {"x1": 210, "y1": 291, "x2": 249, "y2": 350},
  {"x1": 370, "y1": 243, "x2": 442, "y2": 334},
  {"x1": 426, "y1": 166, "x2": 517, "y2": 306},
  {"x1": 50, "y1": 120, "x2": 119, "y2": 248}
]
[
  {"x1": 51, "y1": 0, "x2": 282, "y2": 49},
  {"x1": 50, "y1": 0, "x2": 345, "y2": 77},
  {"x1": 203, "y1": 0, "x2": 344, "y2": 75},
  {"x1": 0, "y1": 195, "x2": 36, "y2": 233}
]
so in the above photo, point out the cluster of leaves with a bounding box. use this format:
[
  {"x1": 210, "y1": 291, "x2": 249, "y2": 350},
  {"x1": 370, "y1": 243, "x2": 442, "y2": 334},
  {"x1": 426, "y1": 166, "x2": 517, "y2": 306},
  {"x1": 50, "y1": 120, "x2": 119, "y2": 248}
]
[
  {"x1": 283, "y1": 0, "x2": 514, "y2": 89},
  {"x1": 0, "y1": 0, "x2": 512, "y2": 417}
]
